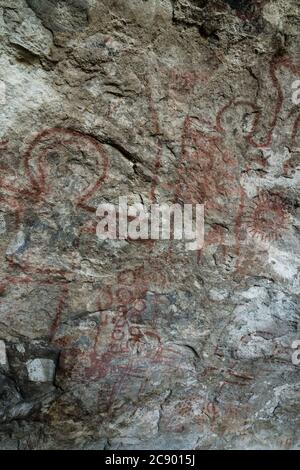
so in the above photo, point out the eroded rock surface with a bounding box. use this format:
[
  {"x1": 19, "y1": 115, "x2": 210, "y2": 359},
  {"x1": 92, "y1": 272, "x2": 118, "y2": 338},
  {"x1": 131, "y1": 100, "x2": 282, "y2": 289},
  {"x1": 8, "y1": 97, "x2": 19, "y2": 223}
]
[{"x1": 0, "y1": 0, "x2": 299, "y2": 449}]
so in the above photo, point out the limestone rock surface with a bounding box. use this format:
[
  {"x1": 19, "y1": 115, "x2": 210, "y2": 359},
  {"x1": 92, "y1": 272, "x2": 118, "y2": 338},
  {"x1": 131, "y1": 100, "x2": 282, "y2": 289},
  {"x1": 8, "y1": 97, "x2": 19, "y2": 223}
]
[{"x1": 0, "y1": 0, "x2": 299, "y2": 449}]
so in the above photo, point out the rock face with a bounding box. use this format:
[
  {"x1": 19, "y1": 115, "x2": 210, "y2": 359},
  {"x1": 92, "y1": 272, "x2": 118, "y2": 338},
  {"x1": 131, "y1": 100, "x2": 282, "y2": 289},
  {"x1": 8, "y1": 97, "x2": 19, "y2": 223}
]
[{"x1": 0, "y1": 0, "x2": 299, "y2": 450}]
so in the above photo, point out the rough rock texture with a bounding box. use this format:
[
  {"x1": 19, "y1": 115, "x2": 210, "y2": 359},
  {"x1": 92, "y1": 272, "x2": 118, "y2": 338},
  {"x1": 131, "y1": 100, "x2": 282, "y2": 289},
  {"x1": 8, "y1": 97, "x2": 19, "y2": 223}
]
[{"x1": 0, "y1": 0, "x2": 299, "y2": 450}]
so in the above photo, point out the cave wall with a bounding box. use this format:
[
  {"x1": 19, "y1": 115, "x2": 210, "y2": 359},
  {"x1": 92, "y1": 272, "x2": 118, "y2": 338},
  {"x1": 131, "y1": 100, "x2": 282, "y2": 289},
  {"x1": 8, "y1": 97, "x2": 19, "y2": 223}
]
[{"x1": 0, "y1": 0, "x2": 299, "y2": 449}]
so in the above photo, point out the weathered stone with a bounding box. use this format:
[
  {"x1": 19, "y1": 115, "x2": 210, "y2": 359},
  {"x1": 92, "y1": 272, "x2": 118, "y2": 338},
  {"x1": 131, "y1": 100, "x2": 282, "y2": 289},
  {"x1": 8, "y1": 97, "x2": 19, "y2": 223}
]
[
  {"x1": 26, "y1": 358, "x2": 56, "y2": 383},
  {"x1": 0, "y1": 0, "x2": 299, "y2": 451}
]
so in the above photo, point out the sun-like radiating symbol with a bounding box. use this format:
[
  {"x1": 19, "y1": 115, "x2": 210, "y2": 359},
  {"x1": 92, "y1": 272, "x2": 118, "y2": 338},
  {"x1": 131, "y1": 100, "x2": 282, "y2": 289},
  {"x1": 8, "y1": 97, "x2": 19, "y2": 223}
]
[{"x1": 246, "y1": 192, "x2": 289, "y2": 242}]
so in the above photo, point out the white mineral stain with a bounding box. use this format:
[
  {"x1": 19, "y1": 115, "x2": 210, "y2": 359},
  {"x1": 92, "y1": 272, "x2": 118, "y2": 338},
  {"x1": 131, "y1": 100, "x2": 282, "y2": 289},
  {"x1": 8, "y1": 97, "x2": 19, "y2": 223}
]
[
  {"x1": 268, "y1": 246, "x2": 299, "y2": 280},
  {"x1": 26, "y1": 358, "x2": 55, "y2": 383},
  {"x1": 0, "y1": 340, "x2": 7, "y2": 366}
]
